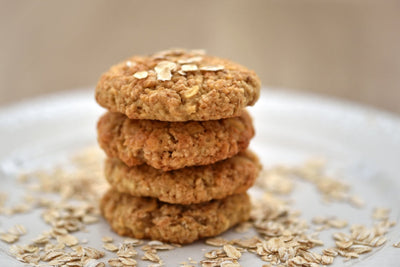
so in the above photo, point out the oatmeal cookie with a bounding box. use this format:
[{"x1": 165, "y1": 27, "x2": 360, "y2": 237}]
[
  {"x1": 95, "y1": 49, "x2": 260, "y2": 121},
  {"x1": 104, "y1": 150, "x2": 260, "y2": 204},
  {"x1": 100, "y1": 189, "x2": 250, "y2": 244},
  {"x1": 97, "y1": 110, "x2": 254, "y2": 170}
]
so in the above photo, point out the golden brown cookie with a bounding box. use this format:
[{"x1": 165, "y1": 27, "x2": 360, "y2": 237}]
[
  {"x1": 104, "y1": 150, "x2": 260, "y2": 204},
  {"x1": 97, "y1": 110, "x2": 254, "y2": 171},
  {"x1": 100, "y1": 189, "x2": 251, "y2": 244},
  {"x1": 95, "y1": 49, "x2": 261, "y2": 121}
]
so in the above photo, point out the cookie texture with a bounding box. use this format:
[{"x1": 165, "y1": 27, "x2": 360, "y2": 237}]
[
  {"x1": 105, "y1": 150, "x2": 260, "y2": 204},
  {"x1": 95, "y1": 49, "x2": 261, "y2": 121},
  {"x1": 97, "y1": 110, "x2": 254, "y2": 171},
  {"x1": 100, "y1": 189, "x2": 250, "y2": 244}
]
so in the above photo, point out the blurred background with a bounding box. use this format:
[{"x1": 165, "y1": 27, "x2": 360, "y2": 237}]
[{"x1": 0, "y1": 0, "x2": 399, "y2": 113}]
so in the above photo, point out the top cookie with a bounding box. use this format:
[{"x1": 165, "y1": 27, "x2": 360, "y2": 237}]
[{"x1": 95, "y1": 49, "x2": 261, "y2": 121}]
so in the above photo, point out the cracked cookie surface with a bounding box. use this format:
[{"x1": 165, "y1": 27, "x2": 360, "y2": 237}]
[
  {"x1": 97, "y1": 110, "x2": 254, "y2": 171},
  {"x1": 100, "y1": 189, "x2": 250, "y2": 244},
  {"x1": 104, "y1": 150, "x2": 260, "y2": 204},
  {"x1": 95, "y1": 49, "x2": 260, "y2": 121}
]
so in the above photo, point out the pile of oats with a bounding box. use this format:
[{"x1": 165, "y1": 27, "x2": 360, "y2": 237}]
[
  {"x1": 201, "y1": 199, "x2": 396, "y2": 267},
  {"x1": 0, "y1": 148, "x2": 398, "y2": 266},
  {"x1": 256, "y1": 158, "x2": 365, "y2": 207},
  {"x1": 0, "y1": 148, "x2": 177, "y2": 266},
  {"x1": 130, "y1": 49, "x2": 225, "y2": 83},
  {"x1": 200, "y1": 159, "x2": 397, "y2": 266}
]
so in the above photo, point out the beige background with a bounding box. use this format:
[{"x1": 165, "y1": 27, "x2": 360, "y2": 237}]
[{"x1": 1, "y1": 0, "x2": 399, "y2": 113}]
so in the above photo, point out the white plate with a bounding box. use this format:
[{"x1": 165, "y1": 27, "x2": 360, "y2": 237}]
[{"x1": 0, "y1": 89, "x2": 399, "y2": 266}]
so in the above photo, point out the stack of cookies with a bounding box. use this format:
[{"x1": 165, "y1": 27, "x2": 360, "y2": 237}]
[{"x1": 95, "y1": 49, "x2": 261, "y2": 244}]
